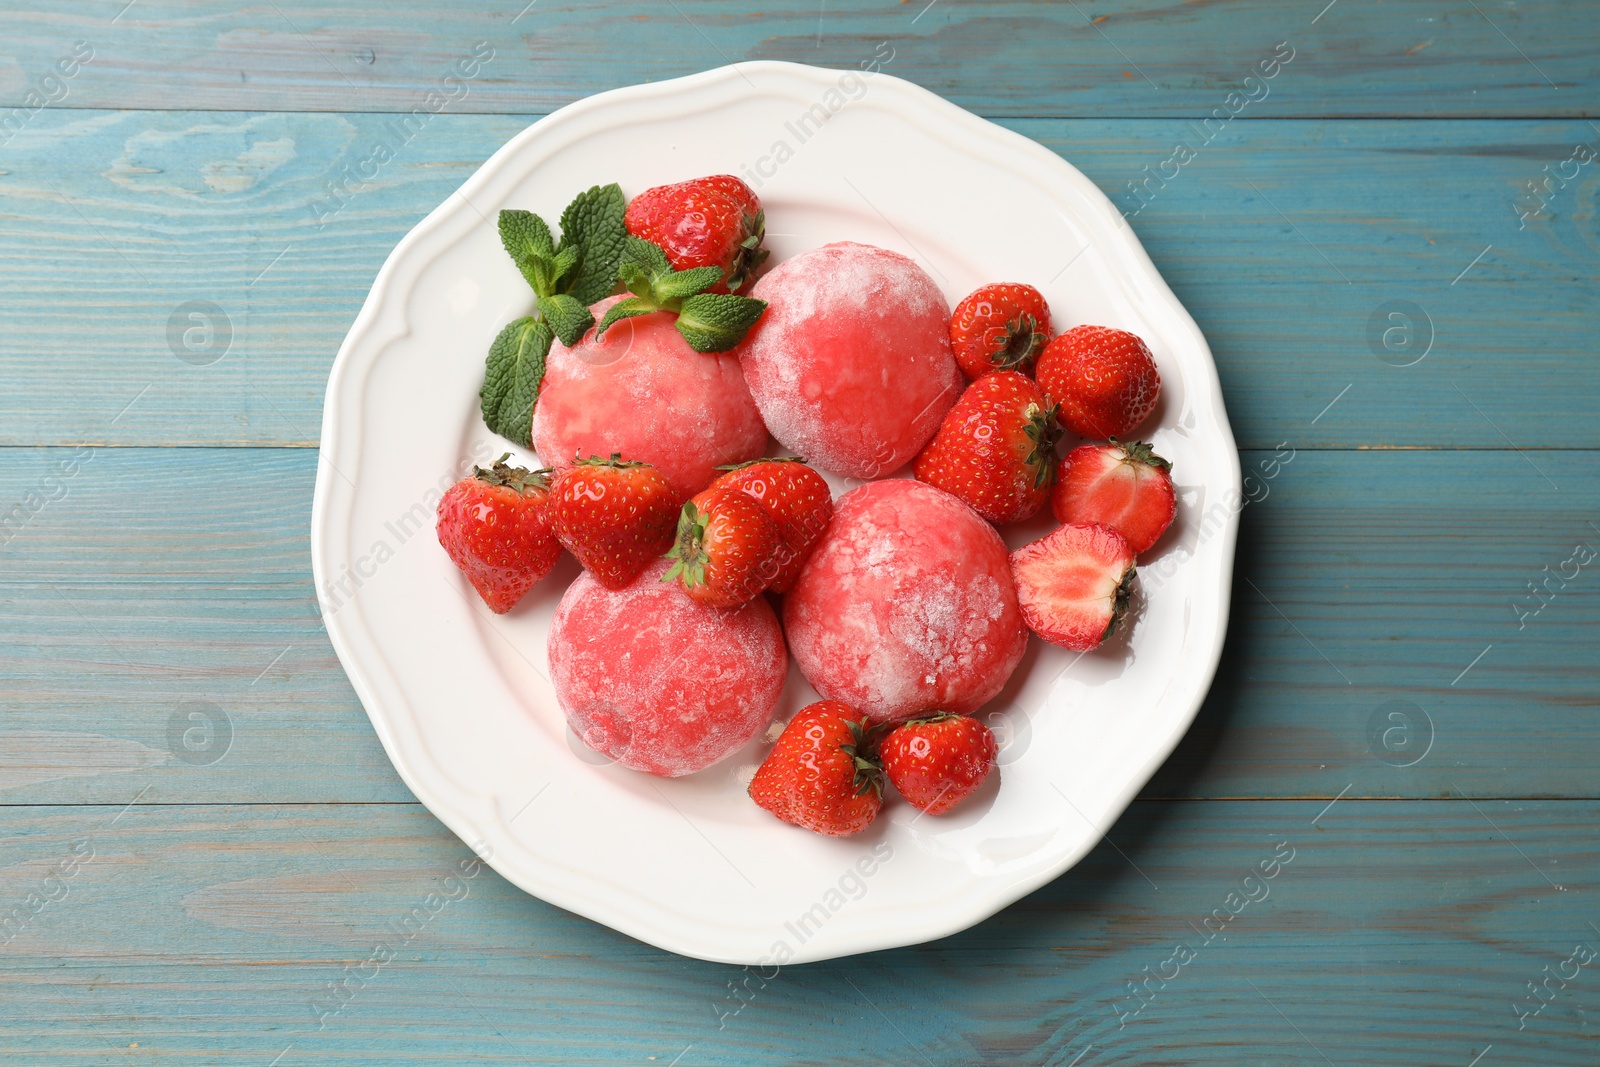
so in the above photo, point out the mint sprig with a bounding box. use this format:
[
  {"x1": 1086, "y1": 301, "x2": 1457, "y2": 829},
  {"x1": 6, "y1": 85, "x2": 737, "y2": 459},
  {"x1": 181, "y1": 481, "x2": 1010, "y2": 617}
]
[
  {"x1": 480, "y1": 317, "x2": 551, "y2": 448},
  {"x1": 596, "y1": 236, "x2": 767, "y2": 353},
  {"x1": 480, "y1": 183, "x2": 627, "y2": 444}
]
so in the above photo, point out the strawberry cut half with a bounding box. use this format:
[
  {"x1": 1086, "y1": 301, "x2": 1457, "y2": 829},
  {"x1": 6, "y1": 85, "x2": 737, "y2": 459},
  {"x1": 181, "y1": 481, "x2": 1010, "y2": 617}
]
[
  {"x1": 1009, "y1": 522, "x2": 1137, "y2": 651},
  {"x1": 1052, "y1": 440, "x2": 1176, "y2": 554}
]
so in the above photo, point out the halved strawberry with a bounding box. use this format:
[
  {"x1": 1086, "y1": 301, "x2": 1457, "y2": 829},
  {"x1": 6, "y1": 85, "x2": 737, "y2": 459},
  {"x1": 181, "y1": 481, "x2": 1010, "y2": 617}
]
[
  {"x1": 1052, "y1": 440, "x2": 1176, "y2": 554},
  {"x1": 548, "y1": 455, "x2": 678, "y2": 589},
  {"x1": 880, "y1": 713, "x2": 997, "y2": 815},
  {"x1": 913, "y1": 370, "x2": 1061, "y2": 524},
  {"x1": 1009, "y1": 522, "x2": 1137, "y2": 651},
  {"x1": 708, "y1": 457, "x2": 833, "y2": 593},
  {"x1": 749, "y1": 701, "x2": 883, "y2": 836},
  {"x1": 664, "y1": 484, "x2": 782, "y2": 608}
]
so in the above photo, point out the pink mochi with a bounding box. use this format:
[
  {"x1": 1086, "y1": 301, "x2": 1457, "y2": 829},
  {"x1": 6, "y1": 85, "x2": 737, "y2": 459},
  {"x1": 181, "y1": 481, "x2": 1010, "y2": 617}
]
[
  {"x1": 533, "y1": 298, "x2": 769, "y2": 501},
  {"x1": 737, "y1": 242, "x2": 962, "y2": 479},
  {"x1": 783, "y1": 479, "x2": 1027, "y2": 724},
  {"x1": 548, "y1": 559, "x2": 787, "y2": 777}
]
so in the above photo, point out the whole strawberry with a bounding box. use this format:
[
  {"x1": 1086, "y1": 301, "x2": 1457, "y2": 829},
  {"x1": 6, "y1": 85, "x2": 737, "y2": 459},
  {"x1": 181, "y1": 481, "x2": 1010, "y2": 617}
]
[
  {"x1": 949, "y1": 283, "x2": 1052, "y2": 379},
  {"x1": 709, "y1": 458, "x2": 833, "y2": 593},
  {"x1": 435, "y1": 455, "x2": 562, "y2": 614},
  {"x1": 624, "y1": 174, "x2": 768, "y2": 294},
  {"x1": 1053, "y1": 440, "x2": 1176, "y2": 555},
  {"x1": 1010, "y1": 521, "x2": 1137, "y2": 651},
  {"x1": 1035, "y1": 325, "x2": 1161, "y2": 439},
  {"x1": 664, "y1": 485, "x2": 782, "y2": 608},
  {"x1": 913, "y1": 370, "x2": 1062, "y2": 524},
  {"x1": 880, "y1": 713, "x2": 998, "y2": 815},
  {"x1": 549, "y1": 454, "x2": 678, "y2": 590},
  {"x1": 749, "y1": 701, "x2": 883, "y2": 837}
]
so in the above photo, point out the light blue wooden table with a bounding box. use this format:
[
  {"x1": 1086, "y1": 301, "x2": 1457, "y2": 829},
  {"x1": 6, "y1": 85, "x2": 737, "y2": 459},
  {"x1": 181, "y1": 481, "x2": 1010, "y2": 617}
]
[{"x1": 1, "y1": 3, "x2": 1596, "y2": 1064}]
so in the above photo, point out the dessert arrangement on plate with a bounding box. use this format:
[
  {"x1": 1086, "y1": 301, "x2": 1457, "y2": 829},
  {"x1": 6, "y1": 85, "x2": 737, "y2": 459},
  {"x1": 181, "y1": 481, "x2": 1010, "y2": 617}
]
[{"x1": 435, "y1": 173, "x2": 1179, "y2": 836}]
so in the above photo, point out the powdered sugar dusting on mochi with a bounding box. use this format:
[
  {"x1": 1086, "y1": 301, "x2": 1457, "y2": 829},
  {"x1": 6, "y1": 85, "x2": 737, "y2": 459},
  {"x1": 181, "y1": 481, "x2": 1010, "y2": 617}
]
[
  {"x1": 547, "y1": 559, "x2": 786, "y2": 776},
  {"x1": 533, "y1": 297, "x2": 767, "y2": 501},
  {"x1": 783, "y1": 480, "x2": 1026, "y2": 723},
  {"x1": 738, "y1": 242, "x2": 961, "y2": 479}
]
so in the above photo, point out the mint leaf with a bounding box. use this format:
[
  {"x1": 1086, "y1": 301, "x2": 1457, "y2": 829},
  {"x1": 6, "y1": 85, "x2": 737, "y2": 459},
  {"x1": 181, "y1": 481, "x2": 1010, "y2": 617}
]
[
  {"x1": 617, "y1": 236, "x2": 675, "y2": 297},
  {"x1": 674, "y1": 294, "x2": 767, "y2": 352},
  {"x1": 595, "y1": 297, "x2": 658, "y2": 338},
  {"x1": 550, "y1": 244, "x2": 581, "y2": 292},
  {"x1": 558, "y1": 183, "x2": 628, "y2": 306},
  {"x1": 480, "y1": 317, "x2": 552, "y2": 445},
  {"x1": 499, "y1": 209, "x2": 555, "y2": 261},
  {"x1": 655, "y1": 266, "x2": 725, "y2": 301},
  {"x1": 537, "y1": 293, "x2": 595, "y2": 347},
  {"x1": 499, "y1": 210, "x2": 560, "y2": 293}
]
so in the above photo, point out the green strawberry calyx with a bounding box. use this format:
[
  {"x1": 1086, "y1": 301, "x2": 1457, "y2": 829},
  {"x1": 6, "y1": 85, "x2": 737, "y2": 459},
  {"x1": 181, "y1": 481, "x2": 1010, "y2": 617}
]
[
  {"x1": 1023, "y1": 402, "x2": 1064, "y2": 489},
  {"x1": 472, "y1": 453, "x2": 551, "y2": 495},
  {"x1": 662, "y1": 499, "x2": 714, "y2": 589},
  {"x1": 843, "y1": 718, "x2": 886, "y2": 799},
  {"x1": 1112, "y1": 438, "x2": 1172, "y2": 472}
]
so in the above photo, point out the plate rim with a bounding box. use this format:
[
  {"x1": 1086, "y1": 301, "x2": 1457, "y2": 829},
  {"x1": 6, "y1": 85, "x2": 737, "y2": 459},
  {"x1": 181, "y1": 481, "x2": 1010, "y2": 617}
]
[{"x1": 311, "y1": 59, "x2": 1241, "y2": 964}]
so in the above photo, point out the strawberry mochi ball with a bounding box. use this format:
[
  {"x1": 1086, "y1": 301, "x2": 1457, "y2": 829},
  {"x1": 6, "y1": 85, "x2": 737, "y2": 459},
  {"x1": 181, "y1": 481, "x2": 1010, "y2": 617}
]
[
  {"x1": 548, "y1": 558, "x2": 787, "y2": 777},
  {"x1": 783, "y1": 479, "x2": 1027, "y2": 724},
  {"x1": 738, "y1": 242, "x2": 962, "y2": 479},
  {"x1": 532, "y1": 297, "x2": 768, "y2": 501}
]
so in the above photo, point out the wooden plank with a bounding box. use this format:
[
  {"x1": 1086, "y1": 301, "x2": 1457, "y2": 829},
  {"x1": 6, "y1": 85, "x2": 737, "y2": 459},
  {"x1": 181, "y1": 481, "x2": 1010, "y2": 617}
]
[
  {"x1": 0, "y1": 446, "x2": 1593, "y2": 804},
  {"x1": 0, "y1": 799, "x2": 1592, "y2": 1064},
  {"x1": 1, "y1": 2, "x2": 1593, "y2": 117},
  {"x1": 2, "y1": 111, "x2": 1594, "y2": 449}
]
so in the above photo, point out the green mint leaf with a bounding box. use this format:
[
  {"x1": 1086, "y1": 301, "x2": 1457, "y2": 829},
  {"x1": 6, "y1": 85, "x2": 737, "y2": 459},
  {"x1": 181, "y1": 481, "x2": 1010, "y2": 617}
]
[
  {"x1": 557, "y1": 183, "x2": 628, "y2": 306},
  {"x1": 499, "y1": 209, "x2": 555, "y2": 261},
  {"x1": 549, "y1": 244, "x2": 581, "y2": 292},
  {"x1": 617, "y1": 236, "x2": 675, "y2": 297},
  {"x1": 595, "y1": 297, "x2": 659, "y2": 338},
  {"x1": 499, "y1": 210, "x2": 561, "y2": 294},
  {"x1": 654, "y1": 265, "x2": 725, "y2": 302},
  {"x1": 536, "y1": 293, "x2": 595, "y2": 347},
  {"x1": 674, "y1": 294, "x2": 767, "y2": 352},
  {"x1": 480, "y1": 316, "x2": 553, "y2": 445}
]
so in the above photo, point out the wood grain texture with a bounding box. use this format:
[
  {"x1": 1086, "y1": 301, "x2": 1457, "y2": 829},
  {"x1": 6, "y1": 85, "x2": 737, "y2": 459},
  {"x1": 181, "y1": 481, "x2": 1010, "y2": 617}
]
[
  {"x1": 0, "y1": 800, "x2": 1593, "y2": 1065},
  {"x1": 2, "y1": 111, "x2": 1595, "y2": 448},
  {"x1": 1, "y1": 2, "x2": 1594, "y2": 117},
  {"x1": 0, "y1": 446, "x2": 1592, "y2": 804}
]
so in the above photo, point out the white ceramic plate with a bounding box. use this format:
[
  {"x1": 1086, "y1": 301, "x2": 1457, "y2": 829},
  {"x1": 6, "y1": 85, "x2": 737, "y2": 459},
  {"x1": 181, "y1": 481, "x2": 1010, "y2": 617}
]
[{"x1": 311, "y1": 61, "x2": 1240, "y2": 965}]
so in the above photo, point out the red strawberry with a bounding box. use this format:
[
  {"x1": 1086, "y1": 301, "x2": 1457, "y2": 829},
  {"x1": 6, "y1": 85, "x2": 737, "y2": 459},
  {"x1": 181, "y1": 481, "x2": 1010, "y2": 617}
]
[
  {"x1": 879, "y1": 713, "x2": 998, "y2": 815},
  {"x1": 664, "y1": 485, "x2": 782, "y2": 608},
  {"x1": 1052, "y1": 441, "x2": 1176, "y2": 555},
  {"x1": 913, "y1": 371, "x2": 1062, "y2": 524},
  {"x1": 435, "y1": 455, "x2": 562, "y2": 614},
  {"x1": 1035, "y1": 325, "x2": 1161, "y2": 439},
  {"x1": 1010, "y1": 522, "x2": 1136, "y2": 650},
  {"x1": 709, "y1": 458, "x2": 833, "y2": 593},
  {"x1": 548, "y1": 454, "x2": 678, "y2": 590},
  {"x1": 949, "y1": 283, "x2": 1053, "y2": 379},
  {"x1": 749, "y1": 701, "x2": 883, "y2": 836},
  {"x1": 624, "y1": 175, "x2": 768, "y2": 294}
]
